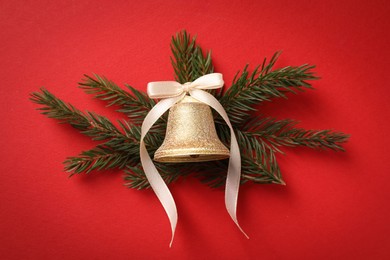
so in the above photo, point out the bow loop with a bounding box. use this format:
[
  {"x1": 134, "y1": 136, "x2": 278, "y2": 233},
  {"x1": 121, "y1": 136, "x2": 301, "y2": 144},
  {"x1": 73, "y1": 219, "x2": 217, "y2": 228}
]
[
  {"x1": 191, "y1": 73, "x2": 224, "y2": 89},
  {"x1": 147, "y1": 81, "x2": 182, "y2": 99}
]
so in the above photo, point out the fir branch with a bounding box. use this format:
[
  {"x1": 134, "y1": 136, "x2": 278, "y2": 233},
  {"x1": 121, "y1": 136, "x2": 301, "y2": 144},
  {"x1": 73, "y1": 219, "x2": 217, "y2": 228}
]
[
  {"x1": 30, "y1": 88, "x2": 163, "y2": 148},
  {"x1": 30, "y1": 88, "x2": 130, "y2": 141},
  {"x1": 197, "y1": 148, "x2": 284, "y2": 188},
  {"x1": 237, "y1": 128, "x2": 284, "y2": 185},
  {"x1": 242, "y1": 117, "x2": 350, "y2": 152},
  {"x1": 123, "y1": 166, "x2": 150, "y2": 189},
  {"x1": 190, "y1": 46, "x2": 214, "y2": 81},
  {"x1": 171, "y1": 30, "x2": 217, "y2": 97},
  {"x1": 62, "y1": 121, "x2": 165, "y2": 176},
  {"x1": 119, "y1": 121, "x2": 164, "y2": 153},
  {"x1": 123, "y1": 163, "x2": 195, "y2": 189},
  {"x1": 203, "y1": 124, "x2": 284, "y2": 188},
  {"x1": 219, "y1": 52, "x2": 318, "y2": 125},
  {"x1": 30, "y1": 88, "x2": 164, "y2": 175},
  {"x1": 79, "y1": 74, "x2": 158, "y2": 126},
  {"x1": 64, "y1": 146, "x2": 134, "y2": 175},
  {"x1": 170, "y1": 31, "x2": 196, "y2": 83}
]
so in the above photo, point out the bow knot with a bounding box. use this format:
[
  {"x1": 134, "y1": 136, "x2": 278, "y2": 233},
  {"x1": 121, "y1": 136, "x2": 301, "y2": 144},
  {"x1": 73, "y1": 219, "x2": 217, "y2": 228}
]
[{"x1": 182, "y1": 82, "x2": 192, "y2": 93}]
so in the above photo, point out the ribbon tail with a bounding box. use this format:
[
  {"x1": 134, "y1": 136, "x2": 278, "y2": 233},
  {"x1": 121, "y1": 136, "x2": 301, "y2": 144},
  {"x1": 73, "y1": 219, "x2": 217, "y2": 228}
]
[
  {"x1": 189, "y1": 89, "x2": 249, "y2": 239},
  {"x1": 140, "y1": 94, "x2": 185, "y2": 247}
]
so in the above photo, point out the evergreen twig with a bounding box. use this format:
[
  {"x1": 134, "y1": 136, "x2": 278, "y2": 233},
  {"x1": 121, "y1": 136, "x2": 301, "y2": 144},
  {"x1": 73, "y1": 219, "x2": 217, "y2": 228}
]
[
  {"x1": 79, "y1": 74, "x2": 158, "y2": 126},
  {"x1": 210, "y1": 124, "x2": 284, "y2": 187},
  {"x1": 30, "y1": 88, "x2": 163, "y2": 175},
  {"x1": 242, "y1": 116, "x2": 350, "y2": 152},
  {"x1": 30, "y1": 88, "x2": 132, "y2": 141},
  {"x1": 170, "y1": 30, "x2": 221, "y2": 97},
  {"x1": 64, "y1": 146, "x2": 132, "y2": 175},
  {"x1": 123, "y1": 163, "x2": 195, "y2": 189},
  {"x1": 219, "y1": 52, "x2": 318, "y2": 125}
]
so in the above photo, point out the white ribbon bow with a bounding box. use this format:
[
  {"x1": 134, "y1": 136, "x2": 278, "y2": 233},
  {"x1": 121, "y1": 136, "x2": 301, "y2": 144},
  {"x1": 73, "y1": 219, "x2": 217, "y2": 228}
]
[{"x1": 140, "y1": 73, "x2": 248, "y2": 247}]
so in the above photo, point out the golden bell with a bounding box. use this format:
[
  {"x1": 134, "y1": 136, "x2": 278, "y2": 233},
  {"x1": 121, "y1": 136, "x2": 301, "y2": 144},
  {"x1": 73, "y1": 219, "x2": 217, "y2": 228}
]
[{"x1": 154, "y1": 95, "x2": 230, "y2": 163}]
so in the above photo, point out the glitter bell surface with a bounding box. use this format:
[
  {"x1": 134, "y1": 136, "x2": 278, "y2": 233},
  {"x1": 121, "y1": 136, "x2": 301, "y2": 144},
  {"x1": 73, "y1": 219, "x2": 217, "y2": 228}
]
[{"x1": 154, "y1": 95, "x2": 230, "y2": 163}]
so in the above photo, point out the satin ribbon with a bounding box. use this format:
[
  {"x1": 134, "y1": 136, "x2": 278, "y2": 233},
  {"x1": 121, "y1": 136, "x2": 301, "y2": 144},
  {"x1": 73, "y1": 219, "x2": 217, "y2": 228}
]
[{"x1": 140, "y1": 73, "x2": 248, "y2": 247}]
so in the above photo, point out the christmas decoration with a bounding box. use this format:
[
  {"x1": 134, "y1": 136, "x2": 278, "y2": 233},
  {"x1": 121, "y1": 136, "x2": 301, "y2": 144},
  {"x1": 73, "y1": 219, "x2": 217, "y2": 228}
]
[
  {"x1": 30, "y1": 31, "x2": 349, "y2": 246},
  {"x1": 140, "y1": 73, "x2": 247, "y2": 245}
]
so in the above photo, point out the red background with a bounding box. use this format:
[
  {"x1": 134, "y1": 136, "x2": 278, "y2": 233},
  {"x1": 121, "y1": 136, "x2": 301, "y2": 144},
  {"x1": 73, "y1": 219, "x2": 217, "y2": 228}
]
[{"x1": 1, "y1": 0, "x2": 389, "y2": 259}]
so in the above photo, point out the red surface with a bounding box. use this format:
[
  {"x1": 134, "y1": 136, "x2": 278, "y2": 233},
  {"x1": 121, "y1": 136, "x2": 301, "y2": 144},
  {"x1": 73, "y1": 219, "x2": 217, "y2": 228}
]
[{"x1": 1, "y1": 0, "x2": 389, "y2": 259}]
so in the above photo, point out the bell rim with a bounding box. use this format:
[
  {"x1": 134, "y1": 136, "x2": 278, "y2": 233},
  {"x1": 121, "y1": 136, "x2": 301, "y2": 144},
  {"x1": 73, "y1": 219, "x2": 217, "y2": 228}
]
[{"x1": 154, "y1": 148, "x2": 230, "y2": 163}]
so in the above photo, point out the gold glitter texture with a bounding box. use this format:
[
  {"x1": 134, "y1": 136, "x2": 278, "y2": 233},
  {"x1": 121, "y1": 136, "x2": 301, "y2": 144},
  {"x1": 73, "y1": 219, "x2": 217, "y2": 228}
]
[{"x1": 154, "y1": 95, "x2": 230, "y2": 163}]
